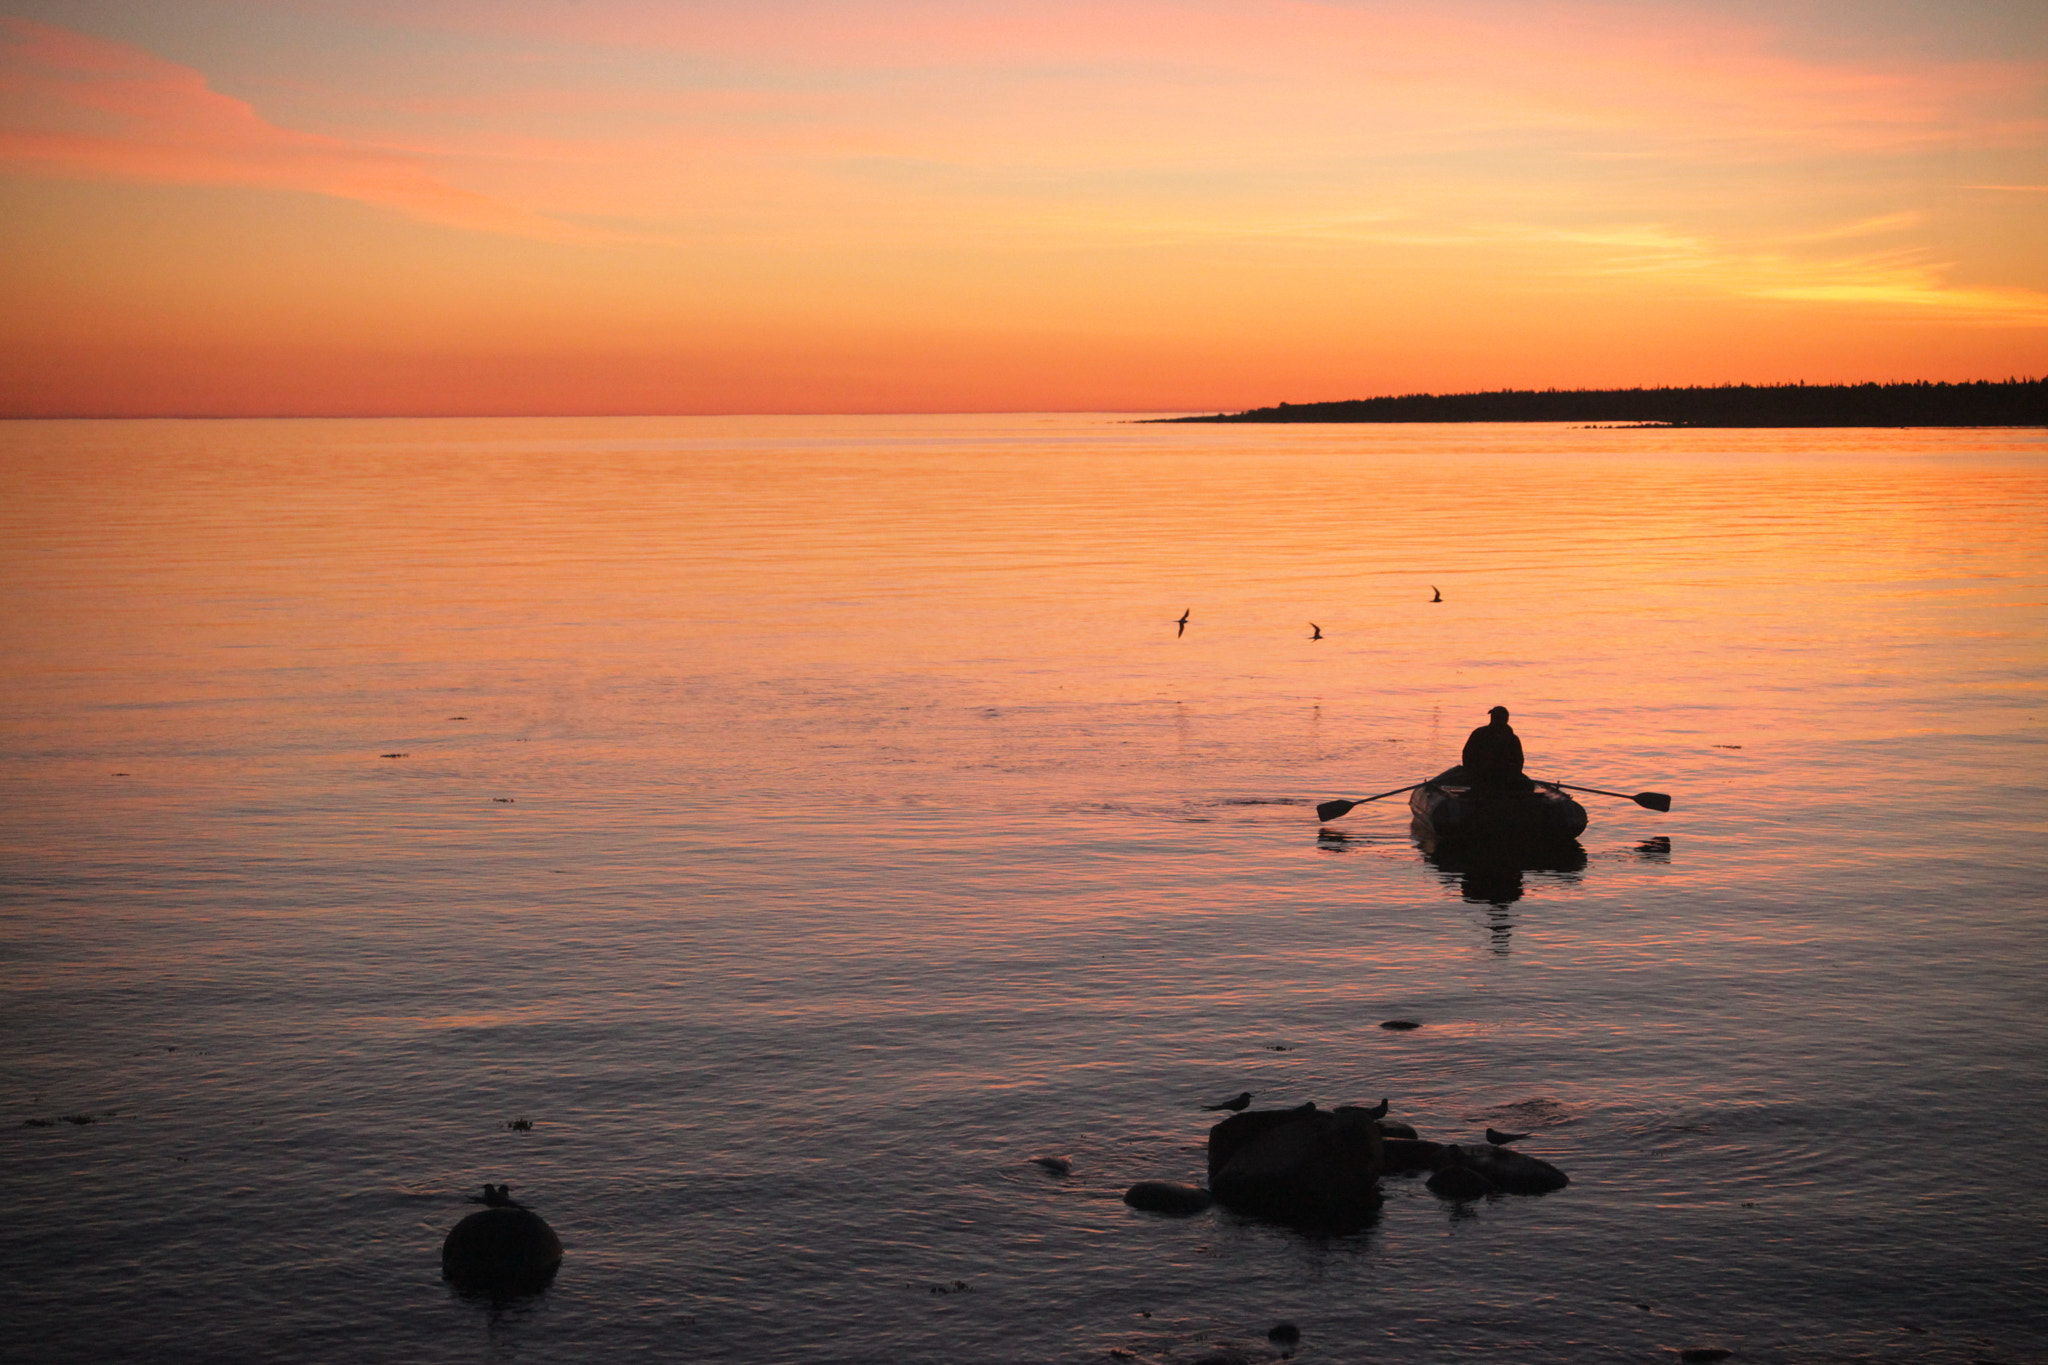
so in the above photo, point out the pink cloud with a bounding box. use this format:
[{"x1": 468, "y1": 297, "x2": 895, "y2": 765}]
[
  {"x1": 238, "y1": 0, "x2": 2044, "y2": 158},
  {"x1": 0, "y1": 17, "x2": 591, "y2": 238}
]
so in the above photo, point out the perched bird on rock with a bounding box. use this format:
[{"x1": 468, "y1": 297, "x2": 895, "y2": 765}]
[
  {"x1": 1203, "y1": 1091, "x2": 1252, "y2": 1112},
  {"x1": 1485, "y1": 1127, "x2": 1530, "y2": 1146},
  {"x1": 1363, "y1": 1097, "x2": 1389, "y2": 1120}
]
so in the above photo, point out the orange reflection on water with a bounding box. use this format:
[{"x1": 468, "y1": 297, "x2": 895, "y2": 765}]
[{"x1": 2, "y1": 416, "x2": 2043, "y2": 921}]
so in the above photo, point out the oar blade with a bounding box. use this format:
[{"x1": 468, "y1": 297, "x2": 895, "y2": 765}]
[
  {"x1": 1553, "y1": 781, "x2": 1673, "y2": 812},
  {"x1": 1316, "y1": 799, "x2": 1359, "y2": 822}
]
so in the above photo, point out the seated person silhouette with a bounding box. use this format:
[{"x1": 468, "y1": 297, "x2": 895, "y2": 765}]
[{"x1": 1459, "y1": 706, "x2": 1535, "y2": 794}]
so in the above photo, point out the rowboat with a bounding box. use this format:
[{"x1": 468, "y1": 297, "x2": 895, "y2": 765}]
[{"x1": 1408, "y1": 767, "x2": 1587, "y2": 845}]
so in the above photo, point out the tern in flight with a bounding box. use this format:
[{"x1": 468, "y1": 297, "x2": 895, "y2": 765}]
[
  {"x1": 1431, "y1": 586, "x2": 1442, "y2": 603},
  {"x1": 1309, "y1": 623, "x2": 1322, "y2": 640},
  {"x1": 1176, "y1": 608, "x2": 1190, "y2": 638}
]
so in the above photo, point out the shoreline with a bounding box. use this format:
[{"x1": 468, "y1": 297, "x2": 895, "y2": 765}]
[{"x1": 1158, "y1": 378, "x2": 2048, "y2": 427}]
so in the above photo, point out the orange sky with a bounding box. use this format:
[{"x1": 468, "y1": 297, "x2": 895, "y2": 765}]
[{"x1": 1, "y1": 0, "x2": 2043, "y2": 415}]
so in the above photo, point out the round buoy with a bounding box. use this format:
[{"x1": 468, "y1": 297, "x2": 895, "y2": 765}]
[{"x1": 441, "y1": 1188, "x2": 563, "y2": 1296}]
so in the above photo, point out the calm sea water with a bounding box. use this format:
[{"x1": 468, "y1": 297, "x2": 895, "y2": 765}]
[{"x1": 2, "y1": 415, "x2": 2045, "y2": 1365}]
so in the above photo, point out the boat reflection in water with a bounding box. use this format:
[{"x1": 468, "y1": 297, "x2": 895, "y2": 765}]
[
  {"x1": 1415, "y1": 826, "x2": 1588, "y2": 906},
  {"x1": 1414, "y1": 829, "x2": 1587, "y2": 954},
  {"x1": 1413, "y1": 831, "x2": 1674, "y2": 951}
]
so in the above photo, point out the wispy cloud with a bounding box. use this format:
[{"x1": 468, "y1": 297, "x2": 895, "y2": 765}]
[
  {"x1": 3, "y1": 1, "x2": 2041, "y2": 415},
  {"x1": 1739, "y1": 260, "x2": 2048, "y2": 324},
  {"x1": 1519, "y1": 216, "x2": 2048, "y2": 324},
  {"x1": 240, "y1": 0, "x2": 2048, "y2": 160},
  {"x1": 0, "y1": 17, "x2": 602, "y2": 240}
]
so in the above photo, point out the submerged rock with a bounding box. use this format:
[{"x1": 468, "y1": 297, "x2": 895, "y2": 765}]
[
  {"x1": 442, "y1": 1188, "x2": 563, "y2": 1296},
  {"x1": 1423, "y1": 1142, "x2": 1570, "y2": 1200},
  {"x1": 1459, "y1": 1142, "x2": 1570, "y2": 1194},
  {"x1": 1381, "y1": 1137, "x2": 1446, "y2": 1173},
  {"x1": 1123, "y1": 1181, "x2": 1213, "y2": 1215},
  {"x1": 1426, "y1": 1162, "x2": 1495, "y2": 1200}
]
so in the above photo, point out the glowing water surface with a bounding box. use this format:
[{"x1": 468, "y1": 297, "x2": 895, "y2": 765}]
[{"x1": 3, "y1": 415, "x2": 2044, "y2": 1363}]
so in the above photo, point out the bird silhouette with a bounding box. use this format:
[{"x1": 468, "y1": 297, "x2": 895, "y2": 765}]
[
  {"x1": 1203, "y1": 1091, "x2": 1252, "y2": 1112},
  {"x1": 1485, "y1": 1127, "x2": 1530, "y2": 1146},
  {"x1": 1176, "y1": 608, "x2": 1190, "y2": 638},
  {"x1": 1309, "y1": 623, "x2": 1322, "y2": 640},
  {"x1": 1362, "y1": 1097, "x2": 1389, "y2": 1120},
  {"x1": 1431, "y1": 586, "x2": 1442, "y2": 603}
]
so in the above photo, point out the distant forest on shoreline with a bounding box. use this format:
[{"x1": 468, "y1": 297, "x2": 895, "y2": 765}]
[{"x1": 1160, "y1": 378, "x2": 2047, "y2": 427}]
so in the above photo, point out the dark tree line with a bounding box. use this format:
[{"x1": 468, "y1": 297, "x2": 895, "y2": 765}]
[{"x1": 1162, "y1": 379, "x2": 2046, "y2": 427}]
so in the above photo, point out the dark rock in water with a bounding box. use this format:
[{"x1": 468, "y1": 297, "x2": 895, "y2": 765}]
[
  {"x1": 1679, "y1": 1350, "x2": 1732, "y2": 1363},
  {"x1": 1031, "y1": 1155, "x2": 1073, "y2": 1176},
  {"x1": 1206, "y1": 1105, "x2": 1383, "y2": 1228},
  {"x1": 1378, "y1": 1120, "x2": 1419, "y2": 1140},
  {"x1": 1267, "y1": 1320, "x2": 1302, "y2": 1344},
  {"x1": 1123, "y1": 1180, "x2": 1213, "y2": 1215},
  {"x1": 1424, "y1": 1140, "x2": 1570, "y2": 1199},
  {"x1": 442, "y1": 1197, "x2": 563, "y2": 1297},
  {"x1": 1381, "y1": 1137, "x2": 1445, "y2": 1173},
  {"x1": 1426, "y1": 1162, "x2": 1495, "y2": 1200},
  {"x1": 1463, "y1": 1143, "x2": 1570, "y2": 1193},
  {"x1": 1379, "y1": 1019, "x2": 1421, "y2": 1030}
]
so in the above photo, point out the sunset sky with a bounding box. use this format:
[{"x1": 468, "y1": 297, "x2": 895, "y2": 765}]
[{"x1": 2, "y1": 0, "x2": 2043, "y2": 415}]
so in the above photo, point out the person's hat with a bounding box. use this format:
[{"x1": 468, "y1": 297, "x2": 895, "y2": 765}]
[{"x1": 1488, "y1": 706, "x2": 1509, "y2": 718}]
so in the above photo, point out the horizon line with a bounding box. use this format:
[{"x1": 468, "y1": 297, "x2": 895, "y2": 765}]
[{"x1": 4, "y1": 377, "x2": 2041, "y2": 423}]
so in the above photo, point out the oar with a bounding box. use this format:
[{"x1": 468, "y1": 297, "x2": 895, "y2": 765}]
[
  {"x1": 1316, "y1": 784, "x2": 1423, "y2": 822},
  {"x1": 1550, "y1": 782, "x2": 1672, "y2": 812}
]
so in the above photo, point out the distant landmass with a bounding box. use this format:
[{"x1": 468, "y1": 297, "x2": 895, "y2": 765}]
[{"x1": 1160, "y1": 379, "x2": 2047, "y2": 427}]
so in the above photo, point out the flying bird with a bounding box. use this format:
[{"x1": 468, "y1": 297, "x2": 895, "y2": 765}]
[
  {"x1": 1309, "y1": 623, "x2": 1322, "y2": 640},
  {"x1": 1203, "y1": 1091, "x2": 1252, "y2": 1112},
  {"x1": 1485, "y1": 1127, "x2": 1530, "y2": 1146},
  {"x1": 1176, "y1": 608, "x2": 1190, "y2": 638},
  {"x1": 1431, "y1": 586, "x2": 1442, "y2": 603}
]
